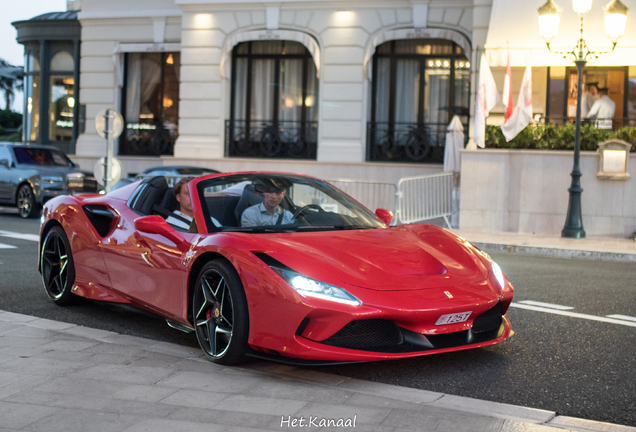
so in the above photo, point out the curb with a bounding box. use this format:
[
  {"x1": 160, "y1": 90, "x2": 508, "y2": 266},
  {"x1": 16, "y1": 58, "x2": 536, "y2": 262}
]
[
  {"x1": 2, "y1": 310, "x2": 635, "y2": 432},
  {"x1": 471, "y1": 241, "x2": 636, "y2": 262}
]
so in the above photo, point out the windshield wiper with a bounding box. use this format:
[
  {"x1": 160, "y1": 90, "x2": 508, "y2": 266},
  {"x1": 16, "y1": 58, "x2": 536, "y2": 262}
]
[
  {"x1": 222, "y1": 227, "x2": 289, "y2": 233},
  {"x1": 296, "y1": 225, "x2": 375, "y2": 231}
]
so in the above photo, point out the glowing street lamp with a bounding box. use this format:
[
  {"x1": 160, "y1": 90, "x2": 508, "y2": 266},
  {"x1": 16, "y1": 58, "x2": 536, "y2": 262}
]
[{"x1": 537, "y1": 0, "x2": 627, "y2": 238}]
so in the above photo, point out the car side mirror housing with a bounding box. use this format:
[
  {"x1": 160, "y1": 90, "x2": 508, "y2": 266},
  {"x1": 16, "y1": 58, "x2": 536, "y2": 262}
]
[
  {"x1": 134, "y1": 215, "x2": 187, "y2": 250},
  {"x1": 0, "y1": 159, "x2": 10, "y2": 169},
  {"x1": 375, "y1": 208, "x2": 393, "y2": 226}
]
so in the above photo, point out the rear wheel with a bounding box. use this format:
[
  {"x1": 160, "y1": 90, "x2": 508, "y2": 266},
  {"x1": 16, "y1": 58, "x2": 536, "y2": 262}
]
[
  {"x1": 40, "y1": 226, "x2": 76, "y2": 305},
  {"x1": 17, "y1": 184, "x2": 39, "y2": 219},
  {"x1": 192, "y1": 260, "x2": 249, "y2": 365}
]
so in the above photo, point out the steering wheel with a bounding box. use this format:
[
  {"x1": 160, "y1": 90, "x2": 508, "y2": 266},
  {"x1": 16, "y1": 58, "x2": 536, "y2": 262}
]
[{"x1": 291, "y1": 204, "x2": 325, "y2": 220}]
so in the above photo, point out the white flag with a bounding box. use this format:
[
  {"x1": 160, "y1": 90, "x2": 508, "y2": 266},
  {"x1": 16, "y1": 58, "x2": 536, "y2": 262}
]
[
  {"x1": 474, "y1": 54, "x2": 500, "y2": 148},
  {"x1": 501, "y1": 64, "x2": 532, "y2": 142}
]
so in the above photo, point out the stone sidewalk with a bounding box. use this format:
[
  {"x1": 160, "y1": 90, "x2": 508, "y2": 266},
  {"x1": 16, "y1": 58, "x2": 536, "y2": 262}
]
[
  {"x1": 1, "y1": 310, "x2": 634, "y2": 432},
  {"x1": 452, "y1": 229, "x2": 636, "y2": 262}
]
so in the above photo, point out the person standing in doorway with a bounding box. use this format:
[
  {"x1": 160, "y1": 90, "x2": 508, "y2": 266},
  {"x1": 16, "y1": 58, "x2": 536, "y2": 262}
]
[
  {"x1": 587, "y1": 87, "x2": 616, "y2": 129},
  {"x1": 581, "y1": 82, "x2": 598, "y2": 119}
]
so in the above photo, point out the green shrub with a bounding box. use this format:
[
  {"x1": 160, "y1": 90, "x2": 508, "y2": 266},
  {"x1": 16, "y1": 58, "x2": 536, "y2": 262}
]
[
  {"x1": 0, "y1": 124, "x2": 5, "y2": 136},
  {"x1": 485, "y1": 124, "x2": 636, "y2": 152},
  {"x1": 0, "y1": 109, "x2": 22, "y2": 130}
]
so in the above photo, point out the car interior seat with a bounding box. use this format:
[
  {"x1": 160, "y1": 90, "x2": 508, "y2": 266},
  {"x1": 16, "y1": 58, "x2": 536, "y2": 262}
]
[
  {"x1": 160, "y1": 188, "x2": 178, "y2": 212},
  {"x1": 131, "y1": 176, "x2": 169, "y2": 215},
  {"x1": 234, "y1": 184, "x2": 263, "y2": 225}
]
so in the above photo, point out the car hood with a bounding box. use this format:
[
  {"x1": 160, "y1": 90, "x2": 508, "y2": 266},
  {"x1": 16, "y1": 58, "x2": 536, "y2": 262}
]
[{"x1": 249, "y1": 224, "x2": 490, "y2": 291}]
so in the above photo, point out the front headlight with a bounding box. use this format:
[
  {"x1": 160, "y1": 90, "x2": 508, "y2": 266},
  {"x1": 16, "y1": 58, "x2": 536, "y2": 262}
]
[
  {"x1": 67, "y1": 172, "x2": 85, "y2": 189},
  {"x1": 41, "y1": 176, "x2": 64, "y2": 189},
  {"x1": 467, "y1": 242, "x2": 506, "y2": 289},
  {"x1": 271, "y1": 267, "x2": 362, "y2": 306},
  {"x1": 491, "y1": 261, "x2": 505, "y2": 289}
]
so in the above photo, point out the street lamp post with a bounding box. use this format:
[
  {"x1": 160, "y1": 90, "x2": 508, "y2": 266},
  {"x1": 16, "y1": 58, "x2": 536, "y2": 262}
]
[{"x1": 537, "y1": 0, "x2": 628, "y2": 239}]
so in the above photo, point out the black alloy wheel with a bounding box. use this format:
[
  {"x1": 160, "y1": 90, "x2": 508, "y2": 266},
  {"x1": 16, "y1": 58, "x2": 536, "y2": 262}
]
[
  {"x1": 192, "y1": 260, "x2": 249, "y2": 365},
  {"x1": 40, "y1": 226, "x2": 77, "y2": 305},
  {"x1": 17, "y1": 184, "x2": 39, "y2": 218}
]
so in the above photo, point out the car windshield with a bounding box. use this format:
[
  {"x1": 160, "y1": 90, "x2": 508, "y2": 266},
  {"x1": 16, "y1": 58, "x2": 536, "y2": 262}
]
[
  {"x1": 13, "y1": 147, "x2": 73, "y2": 167},
  {"x1": 196, "y1": 174, "x2": 386, "y2": 233}
]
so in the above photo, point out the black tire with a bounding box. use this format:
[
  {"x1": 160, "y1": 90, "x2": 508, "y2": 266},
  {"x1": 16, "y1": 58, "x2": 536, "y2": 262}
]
[
  {"x1": 40, "y1": 226, "x2": 77, "y2": 306},
  {"x1": 17, "y1": 184, "x2": 39, "y2": 219},
  {"x1": 192, "y1": 260, "x2": 249, "y2": 365}
]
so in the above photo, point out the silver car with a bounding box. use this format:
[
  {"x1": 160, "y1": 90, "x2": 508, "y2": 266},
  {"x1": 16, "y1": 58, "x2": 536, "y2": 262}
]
[{"x1": 0, "y1": 142, "x2": 98, "y2": 218}]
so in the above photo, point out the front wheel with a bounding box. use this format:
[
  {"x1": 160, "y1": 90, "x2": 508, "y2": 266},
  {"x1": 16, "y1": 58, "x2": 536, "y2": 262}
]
[
  {"x1": 192, "y1": 260, "x2": 249, "y2": 365},
  {"x1": 41, "y1": 226, "x2": 77, "y2": 305},
  {"x1": 17, "y1": 184, "x2": 39, "y2": 219}
]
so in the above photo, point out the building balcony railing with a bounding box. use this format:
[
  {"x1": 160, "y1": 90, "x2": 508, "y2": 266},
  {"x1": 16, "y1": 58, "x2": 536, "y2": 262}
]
[
  {"x1": 119, "y1": 122, "x2": 177, "y2": 156},
  {"x1": 366, "y1": 121, "x2": 464, "y2": 164},
  {"x1": 225, "y1": 120, "x2": 318, "y2": 159}
]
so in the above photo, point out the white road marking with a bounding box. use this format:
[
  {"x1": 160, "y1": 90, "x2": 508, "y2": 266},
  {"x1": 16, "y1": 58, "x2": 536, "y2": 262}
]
[
  {"x1": 510, "y1": 303, "x2": 636, "y2": 327},
  {"x1": 0, "y1": 230, "x2": 40, "y2": 242},
  {"x1": 607, "y1": 314, "x2": 636, "y2": 322},
  {"x1": 518, "y1": 300, "x2": 574, "y2": 310},
  {"x1": 0, "y1": 243, "x2": 17, "y2": 249}
]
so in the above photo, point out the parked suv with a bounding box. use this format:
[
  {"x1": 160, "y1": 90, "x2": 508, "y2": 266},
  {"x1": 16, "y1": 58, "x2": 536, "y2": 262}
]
[{"x1": 0, "y1": 142, "x2": 98, "y2": 218}]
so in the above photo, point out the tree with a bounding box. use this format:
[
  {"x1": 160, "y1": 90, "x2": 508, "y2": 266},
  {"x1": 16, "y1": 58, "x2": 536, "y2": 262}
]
[{"x1": 0, "y1": 59, "x2": 24, "y2": 110}]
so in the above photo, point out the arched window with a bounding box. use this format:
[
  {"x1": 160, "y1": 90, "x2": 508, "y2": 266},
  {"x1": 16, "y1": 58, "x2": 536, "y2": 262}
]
[
  {"x1": 368, "y1": 39, "x2": 470, "y2": 163},
  {"x1": 227, "y1": 40, "x2": 319, "y2": 159},
  {"x1": 120, "y1": 52, "x2": 181, "y2": 156},
  {"x1": 48, "y1": 50, "x2": 75, "y2": 142}
]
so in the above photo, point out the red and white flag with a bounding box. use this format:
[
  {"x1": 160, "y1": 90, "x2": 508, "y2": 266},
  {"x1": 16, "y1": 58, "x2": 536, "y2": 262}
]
[
  {"x1": 503, "y1": 48, "x2": 513, "y2": 122},
  {"x1": 474, "y1": 54, "x2": 500, "y2": 148},
  {"x1": 501, "y1": 64, "x2": 532, "y2": 142}
]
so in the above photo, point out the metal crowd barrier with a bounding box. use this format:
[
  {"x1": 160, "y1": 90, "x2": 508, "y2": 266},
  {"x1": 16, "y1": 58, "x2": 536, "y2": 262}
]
[
  {"x1": 329, "y1": 172, "x2": 455, "y2": 228},
  {"x1": 395, "y1": 172, "x2": 454, "y2": 227},
  {"x1": 327, "y1": 179, "x2": 397, "y2": 216}
]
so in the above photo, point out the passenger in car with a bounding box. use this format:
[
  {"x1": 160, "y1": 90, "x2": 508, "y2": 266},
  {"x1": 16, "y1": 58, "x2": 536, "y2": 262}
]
[
  {"x1": 241, "y1": 177, "x2": 293, "y2": 227},
  {"x1": 166, "y1": 177, "x2": 195, "y2": 230}
]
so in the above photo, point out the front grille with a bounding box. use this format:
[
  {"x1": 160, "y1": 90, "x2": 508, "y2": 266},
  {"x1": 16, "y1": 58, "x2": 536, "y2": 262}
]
[
  {"x1": 471, "y1": 303, "x2": 503, "y2": 333},
  {"x1": 68, "y1": 176, "x2": 98, "y2": 193},
  {"x1": 321, "y1": 319, "x2": 404, "y2": 350},
  {"x1": 315, "y1": 304, "x2": 506, "y2": 354}
]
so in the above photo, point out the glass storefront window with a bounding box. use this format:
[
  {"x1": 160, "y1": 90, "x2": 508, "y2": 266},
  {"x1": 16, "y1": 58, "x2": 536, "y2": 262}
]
[
  {"x1": 49, "y1": 76, "x2": 74, "y2": 141},
  {"x1": 368, "y1": 39, "x2": 469, "y2": 163},
  {"x1": 227, "y1": 41, "x2": 319, "y2": 159},
  {"x1": 121, "y1": 52, "x2": 180, "y2": 156},
  {"x1": 546, "y1": 67, "x2": 628, "y2": 128},
  {"x1": 25, "y1": 74, "x2": 40, "y2": 141}
]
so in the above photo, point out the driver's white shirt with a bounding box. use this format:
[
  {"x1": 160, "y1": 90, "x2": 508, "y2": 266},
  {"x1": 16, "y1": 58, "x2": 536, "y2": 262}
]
[
  {"x1": 241, "y1": 203, "x2": 293, "y2": 227},
  {"x1": 166, "y1": 210, "x2": 192, "y2": 230}
]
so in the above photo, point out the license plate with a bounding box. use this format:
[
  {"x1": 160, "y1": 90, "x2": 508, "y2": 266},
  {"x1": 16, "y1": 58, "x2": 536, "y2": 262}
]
[{"x1": 435, "y1": 312, "x2": 472, "y2": 325}]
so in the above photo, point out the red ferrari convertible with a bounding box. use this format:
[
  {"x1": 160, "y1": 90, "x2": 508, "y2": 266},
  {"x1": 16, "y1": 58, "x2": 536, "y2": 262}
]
[{"x1": 39, "y1": 172, "x2": 514, "y2": 365}]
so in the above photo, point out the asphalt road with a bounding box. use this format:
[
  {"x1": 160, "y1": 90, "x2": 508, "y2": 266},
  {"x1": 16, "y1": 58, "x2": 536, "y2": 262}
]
[{"x1": 1, "y1": 210, "x2": 635, "y2": 427}]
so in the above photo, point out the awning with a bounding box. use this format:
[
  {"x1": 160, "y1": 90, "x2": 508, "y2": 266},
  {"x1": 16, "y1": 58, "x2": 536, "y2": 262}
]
[{"x1": 485, "y1": 0, "x2": 636, "y2": 67}]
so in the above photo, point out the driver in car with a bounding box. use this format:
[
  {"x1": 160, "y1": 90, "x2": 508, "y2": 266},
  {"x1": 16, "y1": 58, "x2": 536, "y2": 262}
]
[{"x1": 241, "y1": 178, "x2": 293, "y2": 227}]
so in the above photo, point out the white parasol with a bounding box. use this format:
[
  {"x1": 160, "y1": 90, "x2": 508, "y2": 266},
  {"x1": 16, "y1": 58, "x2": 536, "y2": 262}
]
[{"x1": 444, "y1": 115, "x2": 464, "y2": 173}]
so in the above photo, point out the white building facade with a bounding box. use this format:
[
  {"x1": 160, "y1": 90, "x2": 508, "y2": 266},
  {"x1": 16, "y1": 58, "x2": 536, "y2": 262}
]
[{"x1": 71, "y1": 0, "x2": 484, "y2": 182}]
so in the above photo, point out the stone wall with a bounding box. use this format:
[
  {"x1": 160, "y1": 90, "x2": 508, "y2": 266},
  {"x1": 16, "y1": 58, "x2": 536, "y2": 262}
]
[{"x1": 459, "y1": 149, "x2": 636, "y2": 237}]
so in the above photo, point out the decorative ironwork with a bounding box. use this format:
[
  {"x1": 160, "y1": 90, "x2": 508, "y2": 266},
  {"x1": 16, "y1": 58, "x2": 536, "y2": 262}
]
[
  {"x1": 119, "y1": 125, "x2": 176, "y2": 156},
  {"x1": 366, "y1": 122, "x2": 459, "y2": 164},
  {"x1": 225, "y1": 120, "x2": 317, "y2": 159}
]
